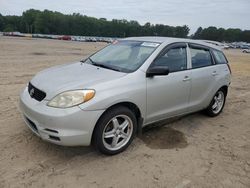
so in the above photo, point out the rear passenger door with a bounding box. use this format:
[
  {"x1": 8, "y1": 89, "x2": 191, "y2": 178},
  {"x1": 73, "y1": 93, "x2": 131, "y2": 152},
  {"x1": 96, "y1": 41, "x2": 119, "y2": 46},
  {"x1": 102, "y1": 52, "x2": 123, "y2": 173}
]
[{"x1": 188, "y1": 43, "x2": 218, "y2": 111}]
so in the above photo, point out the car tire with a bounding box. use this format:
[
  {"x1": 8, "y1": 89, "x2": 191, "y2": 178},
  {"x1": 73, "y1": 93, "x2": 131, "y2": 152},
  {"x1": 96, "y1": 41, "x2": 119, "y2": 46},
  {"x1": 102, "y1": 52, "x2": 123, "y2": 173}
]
[
  {"x1": 205, "y1": 89, "x2": 226, "y2": 117},
  {"x1": 93, "y1": 106, "x2": 137, "y2": 155}
]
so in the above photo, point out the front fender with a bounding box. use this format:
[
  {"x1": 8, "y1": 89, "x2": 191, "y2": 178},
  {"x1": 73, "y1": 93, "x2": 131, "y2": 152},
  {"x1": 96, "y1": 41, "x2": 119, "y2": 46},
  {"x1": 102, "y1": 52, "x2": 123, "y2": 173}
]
[{"x1": 78, "y1": 71, "x2": 147, "y2": 118}]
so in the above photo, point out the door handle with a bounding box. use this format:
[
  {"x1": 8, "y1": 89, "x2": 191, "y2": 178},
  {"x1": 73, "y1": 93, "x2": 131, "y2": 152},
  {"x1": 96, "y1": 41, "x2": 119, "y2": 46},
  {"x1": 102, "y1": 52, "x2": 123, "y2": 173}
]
[
  {"x1": 183, "y1": 76, "x2": 191, "y2": 81},
  {"x1": 212, "y1": 71, "x2": 218, "y2": 76}
]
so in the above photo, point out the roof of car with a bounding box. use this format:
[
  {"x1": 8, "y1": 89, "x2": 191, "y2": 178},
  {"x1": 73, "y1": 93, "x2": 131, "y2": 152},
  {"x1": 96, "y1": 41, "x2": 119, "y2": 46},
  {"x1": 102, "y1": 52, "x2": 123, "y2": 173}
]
[{"x1": 123, "y1": 36, "x2": 222, "y2": 51}]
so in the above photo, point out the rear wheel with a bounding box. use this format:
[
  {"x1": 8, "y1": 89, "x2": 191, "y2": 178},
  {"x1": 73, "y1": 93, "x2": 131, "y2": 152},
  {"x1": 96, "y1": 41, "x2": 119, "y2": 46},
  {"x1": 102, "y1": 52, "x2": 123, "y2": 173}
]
[
  {"x1": 93, "y1": 106, "x2": 137, "y2": 155},
  {"x1": 205, "y1": 89, "x2": 226, "y2": 117}
]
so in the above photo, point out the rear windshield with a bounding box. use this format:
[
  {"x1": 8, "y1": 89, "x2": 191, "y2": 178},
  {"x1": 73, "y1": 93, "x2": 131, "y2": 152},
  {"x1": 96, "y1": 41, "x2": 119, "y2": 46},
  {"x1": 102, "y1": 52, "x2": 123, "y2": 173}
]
[{"x1": 87, "y1": 40, "x2": 160, "y2": 73}]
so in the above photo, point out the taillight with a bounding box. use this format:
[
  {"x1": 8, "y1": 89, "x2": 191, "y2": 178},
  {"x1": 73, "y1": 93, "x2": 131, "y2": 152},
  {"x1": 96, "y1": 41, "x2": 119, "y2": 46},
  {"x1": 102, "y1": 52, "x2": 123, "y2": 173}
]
[{"x1": 227, "y1": 63, "x2": 232, "y2": 74}]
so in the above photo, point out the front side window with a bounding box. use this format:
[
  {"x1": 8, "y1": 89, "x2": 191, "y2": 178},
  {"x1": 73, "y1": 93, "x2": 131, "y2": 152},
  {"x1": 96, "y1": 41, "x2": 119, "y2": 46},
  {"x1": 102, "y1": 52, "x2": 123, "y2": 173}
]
[
  {"x1": 190, "y1": 48, "x2": 213, "y2": 68},
  {"x1": 153, "y1": 47, "x2": 187, "y2": 72},
  {"x1": 212, "y1": 50, "x2": 227, "y2": 64},
  {"x1": 86, "y1": 41, "x2": 160, "y2": 73}
]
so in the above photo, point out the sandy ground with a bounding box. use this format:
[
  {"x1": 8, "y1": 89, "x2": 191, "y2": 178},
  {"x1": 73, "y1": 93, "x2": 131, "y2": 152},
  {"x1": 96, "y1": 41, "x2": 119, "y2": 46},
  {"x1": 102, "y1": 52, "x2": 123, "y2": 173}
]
[{"x1": 0, "y1": 36, "x2": 250, "y2": 188}]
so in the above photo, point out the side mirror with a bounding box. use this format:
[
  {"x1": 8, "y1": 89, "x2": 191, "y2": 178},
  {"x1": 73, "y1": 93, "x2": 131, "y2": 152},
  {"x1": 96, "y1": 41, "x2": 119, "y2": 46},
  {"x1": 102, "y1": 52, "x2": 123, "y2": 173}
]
[{"x1": 146, "y1": 66, "x2": 169, "y2": 77}]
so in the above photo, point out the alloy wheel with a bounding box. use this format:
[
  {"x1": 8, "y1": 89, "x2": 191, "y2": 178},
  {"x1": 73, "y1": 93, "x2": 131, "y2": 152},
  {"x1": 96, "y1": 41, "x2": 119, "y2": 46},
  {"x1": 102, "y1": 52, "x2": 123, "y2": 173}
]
[
  {"x1": 102, "y1": 115, "x2": 133, "y2": 151},
  {"x1": 212, "y1": 91, "x2": 225, "y2": 114}
]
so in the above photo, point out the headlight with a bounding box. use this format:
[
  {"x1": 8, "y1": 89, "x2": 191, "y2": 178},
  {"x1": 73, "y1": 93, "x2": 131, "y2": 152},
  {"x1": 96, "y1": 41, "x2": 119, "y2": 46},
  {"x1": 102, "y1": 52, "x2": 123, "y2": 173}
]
[{"x1": 47, "y1": 90, "x2": 95, "y2": 108}]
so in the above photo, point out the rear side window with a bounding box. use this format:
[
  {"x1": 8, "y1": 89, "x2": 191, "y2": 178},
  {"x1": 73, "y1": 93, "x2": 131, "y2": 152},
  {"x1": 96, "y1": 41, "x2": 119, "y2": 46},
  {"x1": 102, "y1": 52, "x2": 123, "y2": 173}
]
[
  {"x1": 190, "y1": 48, "x2": 213, "y2": 68},
  {"x1": 212, "y1": 50, "x2": 228, "y2": 64},
  {"x1": 153, "y1": 47, "x2": 187, "y2": 72}
]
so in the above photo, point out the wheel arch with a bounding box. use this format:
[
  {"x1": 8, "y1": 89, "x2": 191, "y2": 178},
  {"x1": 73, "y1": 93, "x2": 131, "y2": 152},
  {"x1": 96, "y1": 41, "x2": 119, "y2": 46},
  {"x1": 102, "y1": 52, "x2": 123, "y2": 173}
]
[
  {"x1": 205, "y1": 85, "x2": 229, "y2": 110},
  {"x1": 91, "y1": 101, "x2": 143, "y2": 144},
  {"x1": 204, "y1": 85, "x2": 228, "y2": 117},
  {"x1": 220, "y1": 85, "x2": 228, "y2": 97}
]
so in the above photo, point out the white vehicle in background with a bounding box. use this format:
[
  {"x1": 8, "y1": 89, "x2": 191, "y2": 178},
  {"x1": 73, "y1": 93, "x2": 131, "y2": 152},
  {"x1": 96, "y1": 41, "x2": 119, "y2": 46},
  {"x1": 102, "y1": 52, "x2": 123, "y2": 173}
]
[
  {"x1": 71, "y1": 36, "x2": 86, "y2": 42},
  {"x1": 242, "y1": 49, "x2": 250, "y2": 53},
  {"x1": 222, "y1": 44, "x2": 230, "y2": 50}
]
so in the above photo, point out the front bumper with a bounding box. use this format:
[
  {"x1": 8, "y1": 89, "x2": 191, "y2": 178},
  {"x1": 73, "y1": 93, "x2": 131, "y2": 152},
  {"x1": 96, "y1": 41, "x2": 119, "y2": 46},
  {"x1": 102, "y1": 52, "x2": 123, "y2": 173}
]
[{"x1": 19, "y1": 87, "x2": 104, "y2": 146}]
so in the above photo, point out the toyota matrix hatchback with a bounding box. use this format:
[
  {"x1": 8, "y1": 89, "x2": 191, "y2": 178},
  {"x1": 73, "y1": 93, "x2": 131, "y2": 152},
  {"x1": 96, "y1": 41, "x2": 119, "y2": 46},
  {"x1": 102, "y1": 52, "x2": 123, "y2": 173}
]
[{"x1": 19, "y1": 37, "x2": 231, "y2": 155}]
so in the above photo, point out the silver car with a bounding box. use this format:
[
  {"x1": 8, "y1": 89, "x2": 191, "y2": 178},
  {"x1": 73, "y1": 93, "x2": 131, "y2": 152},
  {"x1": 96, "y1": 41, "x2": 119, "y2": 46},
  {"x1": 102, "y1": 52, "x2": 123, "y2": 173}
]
[
  {"x1": 19, "y1": 37, "x2": 231, "y2": 155},
  {"x1": 242, "y1": 49, "x2": 250, "y2": 53}
]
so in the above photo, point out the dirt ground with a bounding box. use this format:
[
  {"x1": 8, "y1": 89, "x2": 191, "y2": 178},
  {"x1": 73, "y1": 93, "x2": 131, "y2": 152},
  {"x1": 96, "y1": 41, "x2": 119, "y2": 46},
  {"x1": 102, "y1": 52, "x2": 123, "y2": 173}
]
[{"x1": 0, "y1": 36, "x2": 250, "y2": 188}]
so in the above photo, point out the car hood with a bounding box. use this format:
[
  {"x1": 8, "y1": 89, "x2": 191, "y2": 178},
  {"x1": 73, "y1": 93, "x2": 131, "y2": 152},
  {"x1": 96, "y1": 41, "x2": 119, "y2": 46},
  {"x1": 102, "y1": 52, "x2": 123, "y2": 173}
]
[{"x1": 30, "y1": 62, "x2": 127, "y2": 100}]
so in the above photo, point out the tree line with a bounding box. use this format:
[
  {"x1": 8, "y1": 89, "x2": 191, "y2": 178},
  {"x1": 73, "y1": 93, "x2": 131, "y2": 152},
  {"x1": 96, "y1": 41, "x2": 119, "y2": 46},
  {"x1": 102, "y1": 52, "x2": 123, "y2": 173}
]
[
  {"x1": 0, "y1": 9, "x2": 189, "y2": 38},
  {"x1": 192, "y1": 27, "x2": 250, "y2": 43},
  {"x1": 0, "y1": 9, "x2": 249, "y2": 42}
]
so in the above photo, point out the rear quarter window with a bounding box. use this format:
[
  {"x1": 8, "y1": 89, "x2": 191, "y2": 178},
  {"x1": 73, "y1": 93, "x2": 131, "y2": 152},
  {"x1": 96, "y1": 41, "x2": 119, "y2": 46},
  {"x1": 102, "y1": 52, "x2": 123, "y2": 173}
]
[{"x1": 212, "y1": 50, "x2": 228, "y2": 64}]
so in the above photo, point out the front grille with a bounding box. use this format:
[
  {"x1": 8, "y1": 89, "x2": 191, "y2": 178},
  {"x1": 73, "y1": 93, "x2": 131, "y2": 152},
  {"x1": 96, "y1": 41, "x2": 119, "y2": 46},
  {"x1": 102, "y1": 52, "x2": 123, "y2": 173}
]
[{"x1": 28, "y1": 82, "x2": 46, "y2": 102}]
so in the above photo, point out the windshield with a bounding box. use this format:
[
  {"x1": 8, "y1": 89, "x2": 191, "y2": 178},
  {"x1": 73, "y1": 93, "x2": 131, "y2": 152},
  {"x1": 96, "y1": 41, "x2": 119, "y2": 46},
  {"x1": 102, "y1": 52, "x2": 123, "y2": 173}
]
[{"x1": 86, "y1": 40, "x2": 160, "y2": 73}]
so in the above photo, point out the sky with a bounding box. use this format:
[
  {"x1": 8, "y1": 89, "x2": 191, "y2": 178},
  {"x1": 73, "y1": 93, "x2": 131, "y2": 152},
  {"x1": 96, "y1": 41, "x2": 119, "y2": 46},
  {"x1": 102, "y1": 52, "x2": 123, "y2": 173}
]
[{"x1": 0, "y1": 0, "x2": 250, "y2": 34}]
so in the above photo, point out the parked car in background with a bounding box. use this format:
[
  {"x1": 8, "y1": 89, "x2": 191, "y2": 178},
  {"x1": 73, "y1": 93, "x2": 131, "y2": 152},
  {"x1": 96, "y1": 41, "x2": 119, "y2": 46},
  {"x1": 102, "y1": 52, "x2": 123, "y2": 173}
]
[
  {"x1": 19, "y1": 37, "x2": 231, "y2": 155},
  {"x1": 58, "y1": 35, "x2": 71, "y2": 40},
  {"x1": 3, "y1": 31, "x2": 25, "y2": 37},
  {"x1": 223, "y1": 44, "x2": 230, "y2": 49},
  {"x1": 242, "y1": 49, "x2": 250, "y2": 53},
  {"x1": 240, "y1": 45, "x2": 250, "y2": 49}
]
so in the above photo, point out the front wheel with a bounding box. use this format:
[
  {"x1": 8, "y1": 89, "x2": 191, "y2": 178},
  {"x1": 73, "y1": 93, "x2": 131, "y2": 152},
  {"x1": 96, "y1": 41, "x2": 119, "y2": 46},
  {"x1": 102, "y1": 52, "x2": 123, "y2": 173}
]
[
  {"x1": 93, "y1": 106, "x2": 137, "y2": 155},
  {"x1": 205, "y1": 89, "x2": 226, "y2": 117}
]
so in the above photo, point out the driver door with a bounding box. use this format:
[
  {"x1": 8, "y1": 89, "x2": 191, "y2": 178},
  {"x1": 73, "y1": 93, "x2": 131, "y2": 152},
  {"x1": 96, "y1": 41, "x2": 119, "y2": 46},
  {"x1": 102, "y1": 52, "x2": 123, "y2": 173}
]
[{"x1": 145, "y1": 43, "x2": 192, "y2": 124}]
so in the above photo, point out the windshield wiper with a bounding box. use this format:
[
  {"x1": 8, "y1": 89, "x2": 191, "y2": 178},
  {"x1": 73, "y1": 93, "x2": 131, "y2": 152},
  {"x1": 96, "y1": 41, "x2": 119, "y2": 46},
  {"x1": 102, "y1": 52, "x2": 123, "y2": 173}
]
[
  {"x1": 91, "y1": 60, "x2": 121, "y2": 72},
  {"x1": 88, "y1": 57, "x2": 95, "y2": 64},
  {"x1": 80, "y1": 57, "x2": 94, "y2": 64}
]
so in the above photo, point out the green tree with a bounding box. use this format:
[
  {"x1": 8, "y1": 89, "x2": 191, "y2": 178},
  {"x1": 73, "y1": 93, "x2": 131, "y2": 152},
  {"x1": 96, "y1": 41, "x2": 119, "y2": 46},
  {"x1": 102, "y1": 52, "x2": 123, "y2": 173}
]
[
  {"x1": 193, "y1": 27, "x2": 203, "y2": 39},
  {"x1": 0, "y1": 14, "x2": 5, "y2": 31},
  {"x1": 0, "y1": 9, "x2": 191, "y2": 38}
]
